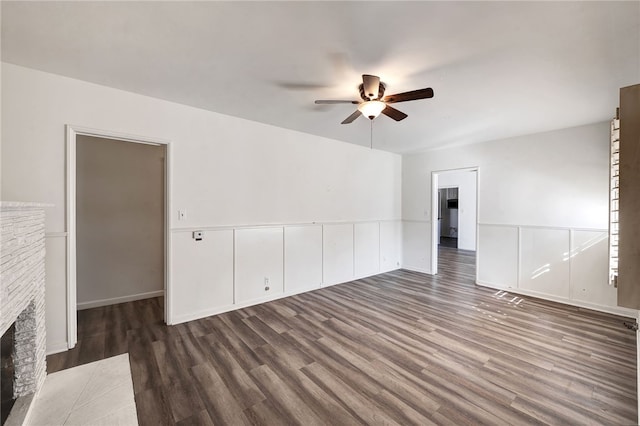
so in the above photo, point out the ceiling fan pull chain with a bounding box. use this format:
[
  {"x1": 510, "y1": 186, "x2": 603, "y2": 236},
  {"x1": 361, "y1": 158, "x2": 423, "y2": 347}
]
[{"x1": 370, "y1": 119, "x2": 374, "y2": 150}]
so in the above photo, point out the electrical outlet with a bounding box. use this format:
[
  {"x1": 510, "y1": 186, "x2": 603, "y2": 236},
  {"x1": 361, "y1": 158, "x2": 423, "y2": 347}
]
[{"x1": 264, "y1": 277, "x2": 270, "y2": 291}]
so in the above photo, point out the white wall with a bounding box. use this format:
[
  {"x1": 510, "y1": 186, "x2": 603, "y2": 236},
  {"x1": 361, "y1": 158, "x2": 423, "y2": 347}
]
[
  {"x1": 0, "y1": 3, "x2": 3, "y2": 194},
  {"x1": 1, "y1": 63, "x2": 402, "y2": 353},
  {"x1": 437, "y1": 170, "x2": 477, "y2": 250},
  {"x1": 403, "y1": 122, "x2": 634, "y2": 316},
  {"x1": 76, "y1": 136, "x2": 165, "y2": 309}
]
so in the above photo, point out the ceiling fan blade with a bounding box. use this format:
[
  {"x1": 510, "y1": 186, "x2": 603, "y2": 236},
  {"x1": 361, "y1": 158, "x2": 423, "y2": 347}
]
[
  {"x1": 315, "y1": 100, "x2": 359, "y2": 104},
  {"x1": 383, "y1": 88, "x2": 434, "y2": 104},
  {"x1": 382, "y1": 105, "x2": 408, "y2": 121},
  {"x1": 341, "y1": 110, "x2": 362, "y2": 124},
  {"x1": 362, "y1": 74, "x2": 381, "y2": 99}
]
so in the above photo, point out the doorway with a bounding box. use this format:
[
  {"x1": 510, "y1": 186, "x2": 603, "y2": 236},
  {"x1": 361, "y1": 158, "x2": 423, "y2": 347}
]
[
  {"x1": 431, "y1": 168, "x2": 478, "y2": 275},
  {"x1": 438, "y1": 187, "x2": 459, "y2": 249},
  {"x1": 66, "y1": 126, "x2": 171, "y2": 349}
]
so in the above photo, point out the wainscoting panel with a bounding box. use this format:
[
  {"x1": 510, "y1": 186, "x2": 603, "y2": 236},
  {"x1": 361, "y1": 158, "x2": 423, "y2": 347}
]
[
  {"x1": 354, "y1": 222, "x2": 380, "y2": 278},
  {"x1": 477, "y1": 224, "x2": 632, "y2": 316},
  {"x1": 477, "y1": 225, "x2": 518, "y2": 288},
  {"x1": 519, "y1": 227, "x2": 571, "y2": 298},
  {"x1": 380, "y1": 221, "x2": 402, "y2": 272},
  {"x1": 284, "y1": 225, "x2": 322, "y2": 294},
  {"x1": 169, "y1": 220, "x2": 401, "y2": 325},
  {"x1": 235, "y1": 227, "x2": 284, "y2": 304},
  {"x1": 322, "y1": 224, "x2": 355, "y2": 286},
  {"x1": 402, "y1": 221, "x2": 431, "y2": 274},
  {"x1": 171, "y1": 229, "x2": 234, "y2": 320},
  {"x1": 570, "y1": 230, "x2": 617, "y2": 306}
]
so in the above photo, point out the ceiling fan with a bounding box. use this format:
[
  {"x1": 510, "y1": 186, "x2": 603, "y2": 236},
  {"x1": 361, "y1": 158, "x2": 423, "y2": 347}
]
[{"x1": 314, "y1": 74, "x2": 434, "y2": 124}]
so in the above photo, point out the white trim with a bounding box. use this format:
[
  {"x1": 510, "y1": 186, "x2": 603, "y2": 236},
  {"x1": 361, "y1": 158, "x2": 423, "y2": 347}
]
[
  {"x1": 402, "y1": 265, "x2": 432, "y2": 275},
  {"x1": 46, "y1": 342, "x2": 70, "y2": 356},
  {"x1": 164, "y1": 142, "x2": 173, "y2": 325},
  {"x1": 569, "y1": 229, "x2": 574, "y2": 300},
  {"x1": 45, "y1": 232, "x2": 68, "y2": 238},
  {"x1": 170, "y1": 266, "x2": 400, "y2": 325},
  {"x1": 431, "y1": 172, "x2": 439, "y2": 275},
  {"x1": 517, "y1": 226, "x2": 522, "y2": 289},
  {"x1": 475, "y1": 168, "x2": 481, "y2": 284},
  {"x1": 77, "y1": 290, "x2": 165, "y2": 311},
  {"x1": 352, "y1": 223, "x2": 356, "y2": 278},
  {"x1": 65, "y1": 125, "x2": 169, "y2": 146},
  {"x1": 478, "y1": 223, "x2": 607, "y2": 233},
  {"x1": 232, "y1": 229, "x2": 237, "y2": 305},
  {"x1": 431, "y1": 167, "x2": 479, "y2": 276},
  {"x1": 476, "y1": 280, "x2": 637, "y2": 318},
  {"x1": 65, "y1": 125, "x2": 172, "y2": 348},
  {"x1": 171, "y1": 219, "x2": 401, "y2": 233},
  {"x1": 65, "y1": 126, "x2": 77, "y2": 349}
]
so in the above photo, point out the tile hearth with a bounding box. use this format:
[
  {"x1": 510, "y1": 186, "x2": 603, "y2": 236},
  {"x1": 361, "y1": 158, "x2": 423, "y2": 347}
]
[{"x1": 28, "y1": 354, "x2": 137, "y2": 425}]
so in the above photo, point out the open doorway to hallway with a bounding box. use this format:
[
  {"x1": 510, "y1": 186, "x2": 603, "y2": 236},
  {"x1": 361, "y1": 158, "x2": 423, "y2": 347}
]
[
  {"x1": 66, "y1": 126, "x2": 171, "y2": 350},
  {"x1": 438, "y1": 187, "x2": 459, "y2": 249},
  {"x1": 431, "y1": 168, "x2": 478, "y2": 275}
]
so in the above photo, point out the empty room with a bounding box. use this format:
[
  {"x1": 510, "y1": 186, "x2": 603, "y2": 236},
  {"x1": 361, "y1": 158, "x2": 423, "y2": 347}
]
[{"x1": 1, "y1": 1, "x2": 639, "y2": 425}]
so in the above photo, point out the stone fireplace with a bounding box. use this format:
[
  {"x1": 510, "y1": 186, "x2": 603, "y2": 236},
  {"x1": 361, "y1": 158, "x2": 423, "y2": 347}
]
[{"x1": 0, "y1": 202, "x2": 47, "y2": 424}]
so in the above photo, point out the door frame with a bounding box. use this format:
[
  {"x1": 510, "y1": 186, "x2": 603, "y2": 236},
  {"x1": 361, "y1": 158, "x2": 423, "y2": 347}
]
[
  {"x1": 430, "y1": 167, "x2": 479, "y2": 275},
  {"x1": 65, "y1": 125, "x2": 172, "y2": 349}
]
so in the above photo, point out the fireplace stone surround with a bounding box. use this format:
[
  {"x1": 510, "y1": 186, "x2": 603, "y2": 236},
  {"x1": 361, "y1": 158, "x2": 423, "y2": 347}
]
[{"x1": 0, "y1": 202, "x2": 47, "y2": 424}]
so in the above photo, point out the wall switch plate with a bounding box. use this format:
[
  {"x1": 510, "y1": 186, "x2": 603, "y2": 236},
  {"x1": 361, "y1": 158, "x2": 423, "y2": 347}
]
[
  {"x1": 178, "y1": 210, "x2": 186, "y2": 221},
  {"x1": 193, "y1": 231, "x2": 203, "y2": 241}
]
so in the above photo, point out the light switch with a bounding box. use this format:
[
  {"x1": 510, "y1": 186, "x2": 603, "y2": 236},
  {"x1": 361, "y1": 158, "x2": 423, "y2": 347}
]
[{"x1": 178, "y1": 210, "x2": 187, "y2": 221}]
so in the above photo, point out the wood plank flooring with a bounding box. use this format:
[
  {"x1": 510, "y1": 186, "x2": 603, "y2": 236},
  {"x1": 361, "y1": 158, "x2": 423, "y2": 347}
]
[{"x1": 48, "y1": 247, "x2": 638, "y2": 425}]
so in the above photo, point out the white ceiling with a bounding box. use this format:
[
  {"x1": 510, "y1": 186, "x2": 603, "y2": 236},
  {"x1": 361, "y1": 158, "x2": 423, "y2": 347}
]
[{"x1": 2, "y1": 1, "x2": 639, "y2": 153}]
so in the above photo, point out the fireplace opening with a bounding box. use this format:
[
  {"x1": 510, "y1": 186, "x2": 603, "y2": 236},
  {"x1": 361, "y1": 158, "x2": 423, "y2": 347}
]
[{"x1": 1, "y1": 323, "x2": 16, "y2": 425}]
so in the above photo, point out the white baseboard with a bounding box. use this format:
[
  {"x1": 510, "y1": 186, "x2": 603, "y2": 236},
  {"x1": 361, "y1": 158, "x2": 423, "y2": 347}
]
[
  {"x1": 172, "y1": 268, "x2": 402, "y2": 325},
  {"x1": 476, "y1": 280, "x2": 638, "y2": 318},
  {"x1": 46, "y1": 341, "x2": 70, "y2": 356},
  {"x1": 77, "y1": 290, "x2": 164, "y2": 311},
  {"x1": 402, "y1": 265, "x2": 433, "y2": 275}
]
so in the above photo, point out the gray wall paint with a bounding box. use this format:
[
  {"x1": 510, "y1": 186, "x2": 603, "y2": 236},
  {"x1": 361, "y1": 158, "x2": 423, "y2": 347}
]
[{"x1": 76, "y1": 135, "x2": 164, "y2": 308}]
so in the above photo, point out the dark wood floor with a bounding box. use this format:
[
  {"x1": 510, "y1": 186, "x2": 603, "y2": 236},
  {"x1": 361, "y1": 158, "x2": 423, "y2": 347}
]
[
  {"x1": 48, "y1": 247, "x2": 638, "y2": 425},
  {"x1": 439, "y1": 236, "x2": 458, "y2": 248}
]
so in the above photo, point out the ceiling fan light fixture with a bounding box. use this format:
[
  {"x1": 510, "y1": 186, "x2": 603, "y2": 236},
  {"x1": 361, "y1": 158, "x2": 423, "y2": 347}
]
[{"x1": 358, "y1": 100, "x2": 386, "y2": 120}]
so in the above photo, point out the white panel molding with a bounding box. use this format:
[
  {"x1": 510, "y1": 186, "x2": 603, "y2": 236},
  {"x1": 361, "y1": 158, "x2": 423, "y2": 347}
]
[
  {"x1": 477, "y1": 223, "x2": 628, "y2": 317},
  {"x1": 477, "y1": 224, "x2": 518, "y2": 288},
  {"x1": 402, "y1": 265, "x2": 432, "y2": 275},
  {"x1": 170, "y1": 219, "x2": 402, "y2": 325},
  {"x1": 380, "y1": 221, "x2": 402, "y2": 272},
  {"x1": 477, "y1": 280, "x2": 636, "y2": 318},
  {"x1": 172, "y1": 219, "x2": 402, "y2": 233},
  {"x1": 45, "y1": 232, "x2": 68, "y2": 238},
  {"x1": 46, "y1": 342, "x2": 70, "y2": 356},
  {"x1": 284, "y1": 225, "x2": 322, "y2": 294},
  {"x1": 478, "y1": 223, "x2": 607, "y2": 233},
  {"x1": 171, "y1": 283, "x2": 331, "y2": 324},
  {"x1": 402, "y1": 220, "x2": 431, "y2": 274},
  {"x1": 354, "y1": 222, "x2": 381, "y2": 278},
  {"x1": 77, "y1": 290, "x2": 165, "y2": 311},
  {"x1": 234, "y1": 227, "x2": 284, "y2": 304},
  {"x1": 322, "y1": 223, "x2": 355, "y2": 286}
]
